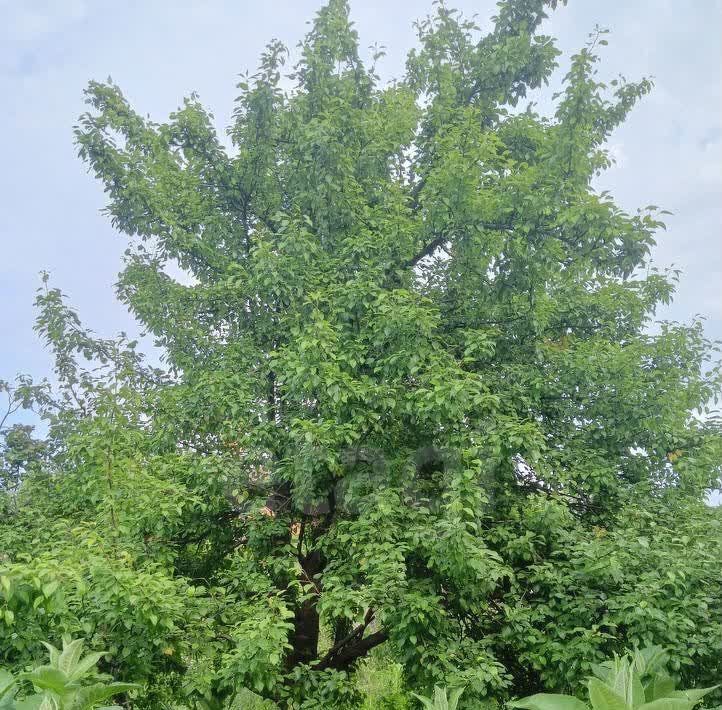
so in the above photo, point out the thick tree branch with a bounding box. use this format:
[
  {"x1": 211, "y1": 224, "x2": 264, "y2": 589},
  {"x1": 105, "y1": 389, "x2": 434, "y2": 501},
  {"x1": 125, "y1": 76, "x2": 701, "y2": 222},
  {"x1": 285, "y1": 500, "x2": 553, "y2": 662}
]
[
  {"x1": 314, "y1": 629, "x2": 389, "y2": 671},
  {"x1": 405, "y1": 233, "x2": 449, "y2": 269},
  {"x1": 317, "y1": 608, "x2": 375, "y2": 667}
]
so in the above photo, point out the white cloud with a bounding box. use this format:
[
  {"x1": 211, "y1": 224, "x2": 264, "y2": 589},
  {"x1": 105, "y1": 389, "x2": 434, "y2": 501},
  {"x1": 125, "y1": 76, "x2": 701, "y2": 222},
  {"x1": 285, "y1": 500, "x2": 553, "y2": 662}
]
[{"x1": 2, "y1": 0, "x2": 87, "y2": 43}]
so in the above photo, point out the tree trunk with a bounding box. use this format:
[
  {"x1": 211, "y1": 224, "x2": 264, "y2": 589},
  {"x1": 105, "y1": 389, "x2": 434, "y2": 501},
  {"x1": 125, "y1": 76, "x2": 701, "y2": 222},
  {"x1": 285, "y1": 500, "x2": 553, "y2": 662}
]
[{"x1": 285, "y1": 549, "x2": 323, "y2": 668}]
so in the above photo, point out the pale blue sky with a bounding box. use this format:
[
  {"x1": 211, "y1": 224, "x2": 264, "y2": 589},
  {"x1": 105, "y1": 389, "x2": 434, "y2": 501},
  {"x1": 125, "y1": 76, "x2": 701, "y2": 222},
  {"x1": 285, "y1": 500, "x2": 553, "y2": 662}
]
[{"x1": 1, "y1": 0, "x2": 721, "y2": 384}]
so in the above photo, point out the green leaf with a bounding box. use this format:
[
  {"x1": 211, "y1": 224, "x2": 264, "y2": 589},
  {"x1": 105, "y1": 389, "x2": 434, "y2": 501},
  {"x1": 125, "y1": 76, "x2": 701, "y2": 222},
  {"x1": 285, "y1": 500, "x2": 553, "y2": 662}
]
[
  {"x1": 58, "y1": 639, "x2": 85, "y2": 675},
  {"x1": 17, "y1": 667, "x2": 70, "y2": 696},
  {"x1": 509, "y1": 694, "x2": 589, "y2": 710},
  {"x1": 636, "y1": 701, "x2": 695, "y2": 710},
  {"x1": 14, "y1": 695, "x2": 46, "y2": 710},
  {"x1": 0, "y1": 671, "x2": 15, "y2": 700},
  {"x1": 69, "y1": 682, "x2": 139, "y2": 709},
  {"x1": 669, "y1": 687, "x2": 719, "y2": 704},
  {"x1": 38, "y1": 695, "x2": 59, "y2": 710},
  {"x1": 41, "y1": 582, "x2": 59, "y2": 599},
  {"x1": 67, "y1": 653, "x2": 107, "y2": 682},
  {"x1": 648, "y1": 676, "x2": 676, "y2": 702},
  {"x1": 588, "y1": 678, "x2": 630, "y2": 710},
  {"x1": 448, "y1": 686, "x2": 466, "y2": 710},
  {"x1": 40, "y1": 644, "x2": 60, "y2": 669},
  {"x1": 636, "y1": 647, "x2": 669, "y2": 677},
  {"x1": 608, "y1": 663, "x2": 645, "y2": 709},
  {"x1": 410, "y1": 692, "x2": 435, "y2": 709}
]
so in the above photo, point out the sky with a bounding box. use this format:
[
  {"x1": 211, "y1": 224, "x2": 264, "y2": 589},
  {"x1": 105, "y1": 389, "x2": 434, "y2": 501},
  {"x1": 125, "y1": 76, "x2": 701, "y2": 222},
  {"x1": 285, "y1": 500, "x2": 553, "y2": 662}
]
[{"x1": 0, "y1": 2, "x2": 720, "y2": 429}]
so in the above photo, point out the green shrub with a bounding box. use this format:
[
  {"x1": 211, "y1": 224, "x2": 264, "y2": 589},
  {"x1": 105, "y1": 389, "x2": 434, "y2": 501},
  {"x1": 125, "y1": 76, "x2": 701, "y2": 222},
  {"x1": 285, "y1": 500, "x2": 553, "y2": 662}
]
[
  {"x1": 509, "y1": 646, "x2": 719, "y2": 710},
  {"x1": 356, "y1": 654, "x2": 411, "y2": 709},
  {"x1": 412, "y1": 685, "x2": 466, "y2": 710},
  {"x1": 0, "y1": 637, "x2": 137, "y2": 709}
]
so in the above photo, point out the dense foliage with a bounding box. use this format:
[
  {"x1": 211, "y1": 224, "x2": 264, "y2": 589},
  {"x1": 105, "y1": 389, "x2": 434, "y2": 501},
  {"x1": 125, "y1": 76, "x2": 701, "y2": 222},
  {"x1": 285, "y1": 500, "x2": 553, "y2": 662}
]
[
  {"x1": 511, "y1": 646, "x2": 719, "y2": 710},
  {"x1": 1, "y1": 0, "x2": 720, "y2": 707},
  {"x1": 0, "y1": 637, "x2": 136, "y2": 709}
]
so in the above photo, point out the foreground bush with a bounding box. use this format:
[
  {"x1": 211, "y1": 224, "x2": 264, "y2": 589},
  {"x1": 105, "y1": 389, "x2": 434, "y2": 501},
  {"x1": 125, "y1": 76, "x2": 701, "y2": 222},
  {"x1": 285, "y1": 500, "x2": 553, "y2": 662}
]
[
  {"x1": 0, "y1": 638, "x2": 136, "y2": 709},
  {"x1": 510, "y1": 646, "x2": 719, "y2": 710}
]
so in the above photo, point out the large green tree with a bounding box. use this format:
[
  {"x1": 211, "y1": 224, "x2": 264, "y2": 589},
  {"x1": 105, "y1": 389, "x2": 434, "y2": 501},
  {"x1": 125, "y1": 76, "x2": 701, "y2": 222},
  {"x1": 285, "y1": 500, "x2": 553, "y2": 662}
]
[{"x1": 2, "y1": 1, "x2": 721, "y2": 707}]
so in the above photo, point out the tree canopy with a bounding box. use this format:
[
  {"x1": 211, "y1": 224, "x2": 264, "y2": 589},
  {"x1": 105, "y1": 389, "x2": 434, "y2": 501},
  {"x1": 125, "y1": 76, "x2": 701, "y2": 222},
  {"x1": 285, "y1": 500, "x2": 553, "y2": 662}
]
[{"x1": 1, "y1": 1, "x2": 721, "y2": 707}]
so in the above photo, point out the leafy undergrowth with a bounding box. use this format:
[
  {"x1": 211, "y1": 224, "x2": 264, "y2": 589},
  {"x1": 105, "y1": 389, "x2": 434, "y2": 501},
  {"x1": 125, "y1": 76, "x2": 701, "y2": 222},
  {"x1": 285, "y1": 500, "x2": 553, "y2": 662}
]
[
  {"x1": 0, "y1": 638, "x2": 136, "y2": 709},
  {"x1": 5, "y1": 640, "x2": 719, "y2": 710}
]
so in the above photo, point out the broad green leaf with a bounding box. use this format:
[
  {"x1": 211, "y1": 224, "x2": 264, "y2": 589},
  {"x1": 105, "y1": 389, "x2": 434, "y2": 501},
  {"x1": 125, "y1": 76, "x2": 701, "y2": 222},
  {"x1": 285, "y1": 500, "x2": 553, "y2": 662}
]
[
  {"x1": 635, "y1": 647, "x2": 669, "y2": 677},
  {"x1": 448, "y1": 686, "x2": 466, "y2": 710},
  {"x1": 14, "y1": 696, "x2": 46, "y2": 710},
  {"x1": 593, "y1": 663, "x2": 615, "y2": 683},
  {"x1": 0, "y1": 671, "x2": 14, "y2": 700},
  {"x1": 636, "y1": 700, "x2": 695, "y2": 710},
  {"x1": 410, "y1": 694, "x2": 435, "y2": 710},
  {"x1": 58, "y1": 639, "x2": 85, "y2": 676},
  {"x1": 38, "y1": 695, "x2": 59, "y2": 710},
  {"x1": 588, "y1": 678, "x2": 630, "y2": 710},
  {"x1": 17, "y1": 667, "x2": 70, "y2": 696},
  {"x1": 608, "y1": 663, "x2": 645, "y2": 709},
  {"x1": 69, "y1": 682, "x2": 139, "y2": 709},
  {"x1": 41, "y1": 582, "x2": 59, "y2": 599},
  {"x1": 67, "y1": 653, "x2": 107, "y2": 683},
  {"x1": 669, "y1": 687, "x2": 719, "y2": 704},
  {"x1": 648, "y1": 676, "x2": 676, "y2": 702},
  {"x1": 433, "y1": 686, "x2": 448, "y2": 710},
  {"x1": 629, "y1": 674, "x2": 646, "y2": 709},
  {"x1": 39, "y1": 645, "x2": 60, "y2": 669},
  {"x1": 509, "y1": 694, "x2": 589, "y2": 710}
]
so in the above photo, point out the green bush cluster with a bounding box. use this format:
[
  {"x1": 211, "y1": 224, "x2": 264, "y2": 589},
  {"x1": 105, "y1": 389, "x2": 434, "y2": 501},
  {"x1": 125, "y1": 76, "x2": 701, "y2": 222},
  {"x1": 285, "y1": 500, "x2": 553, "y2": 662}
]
[{"x1": 4, "y1": 641, "x2": 719, "y2": 708}]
